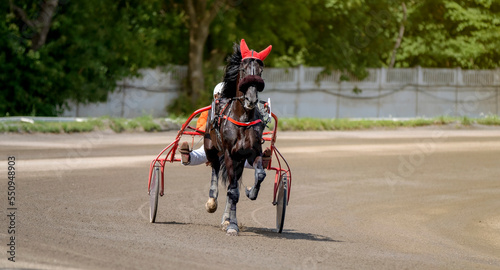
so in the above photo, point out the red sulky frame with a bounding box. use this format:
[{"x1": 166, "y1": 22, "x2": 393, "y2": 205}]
[{"x1": 147, "y1": 105, "x2": 292, "y2": 207}]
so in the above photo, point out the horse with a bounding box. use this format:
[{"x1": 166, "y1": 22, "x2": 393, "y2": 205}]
[{"x1": 204, "y1": 39, "x2": 272, "y2": 236}]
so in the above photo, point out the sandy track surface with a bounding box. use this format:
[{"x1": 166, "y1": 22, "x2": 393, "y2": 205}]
[{"x1": 1, "y1": 128, "x2": 499, "y2": 269}]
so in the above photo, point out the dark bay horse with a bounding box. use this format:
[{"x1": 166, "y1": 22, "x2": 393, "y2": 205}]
[{"x1": 204, "y1": 39, "x2": 272, "y2": 236}]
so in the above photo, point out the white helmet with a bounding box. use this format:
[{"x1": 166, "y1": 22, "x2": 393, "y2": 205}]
[{"x1": 213, "y1": 82, "x2": 224, "y2": 97}]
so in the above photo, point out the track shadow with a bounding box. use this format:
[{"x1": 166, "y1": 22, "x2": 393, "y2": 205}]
[
  {"x1": 151, "y1": 221, "x2": 341, "y2": 242},
  {"x1": 153, "y1": 221, "x2": 192, "y2": 225},
  {"x1": 242, "y1": 226, "x2": 342, "y2": 242}
]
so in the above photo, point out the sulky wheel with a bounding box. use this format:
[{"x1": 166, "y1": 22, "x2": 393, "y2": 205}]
[
  {"x1": 149, "y1": 164, "x2": 161, "y2": 223},
  {"x1": 276, "y1": 172, "x2": 288, "y2": 233}
]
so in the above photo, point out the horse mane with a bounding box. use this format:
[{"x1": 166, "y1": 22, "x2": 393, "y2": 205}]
[{"x1": 221, "y1": 42, "x2": 241, "y2": 98}]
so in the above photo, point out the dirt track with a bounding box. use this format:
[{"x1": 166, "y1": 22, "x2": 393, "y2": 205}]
[{"x1": 1, "y1": 127, "x2": 499, "y2": 269}]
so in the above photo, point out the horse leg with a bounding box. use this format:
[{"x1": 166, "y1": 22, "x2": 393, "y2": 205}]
[
  {"x1": 220, "y1": 161, "x2": 238, "y2": 229},
  {"x1": 223, "y1": 182, "x2": 240, "y2": 236},
  {"x1": 221, "y1": 195, "x2": 231, "y2": 230},
  {"x1": 221, "y1": 155, "x2": 243, "y2": 236},
  {"x1": 220, "y1": 153, "x2": 232, "y2": 229},
  {"x1": 205, "y1": 156, "x2": 221, "y2": 213},
  {"x1": 245, "y1": 156, "x2": 266, "y2": 200},
  {"x1": 205, "y1": 167, "x2": 219, "y2": 213}
]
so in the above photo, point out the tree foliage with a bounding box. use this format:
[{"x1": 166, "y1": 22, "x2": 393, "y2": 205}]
[
  {"x1": 1, "y1": 0, "x2": 184, "y2": 116},
  {"x1": 397, "y1": 0, "x2": 500, "y2": 68},
  {"x1": 302, "y1": 0, "x2": 401, "y2": 78}
]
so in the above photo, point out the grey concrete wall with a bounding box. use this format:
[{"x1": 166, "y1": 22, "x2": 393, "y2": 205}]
[{"x1": 63, "y1": 66, "x2": 500, "y2": 118}]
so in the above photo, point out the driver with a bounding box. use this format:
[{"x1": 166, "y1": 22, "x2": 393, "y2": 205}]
[{"x1": 179, "y1": 82, "x2": 271, "y2": 167}]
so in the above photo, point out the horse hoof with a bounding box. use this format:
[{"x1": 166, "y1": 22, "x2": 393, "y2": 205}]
[
  {"x1": 245, "y1": 187, "x2": 258, "y2": 200},
  {"x1": 221, "y1": 220, "x2": 230, "y2": 231},
  {"x1": 245, "y1": 187, "x2": 252, "y2": 198},
  {"x1": 205, "y1": 198, "x2": 217, "y2": 213},
  {"x1": 226, "y1": 224, "x2": 239, "y2": 236}
]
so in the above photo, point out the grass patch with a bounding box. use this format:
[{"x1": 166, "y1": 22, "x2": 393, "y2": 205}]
[
  {"x1": 434, "y1": 116, "x2": 456, "y2": 125},
  {"x1": 279, "y1": 118, "x2": 410, "y2": 131},
  {"x1": 278, "y1": 116, "x2": 499, "y2": 131},
  {"x1": 100, "y1": 116, "x2": 150, "y2": 133},
  {"x1": 402, "y1": 118, "x2": 434, "y2": 127},
  {"x1": 0, "y1": 119, "x2": 104, "y2": 134},
  {"x1": 23, "y1": 122, "x2": 62, "y2": 133},
  {"x1": 62, "y1": 119, "x2": 102, "y2": 133},
  {"x1": 476, "y1": 115, "x2": 500, "y2": 125},
  {"x1": 134, "y1": 115, "x2": 161, "y2": 132},
  {"x1": 1, "y1": 115, "x2": 499, "y2": 134},
  {"x1": 109, "y1": 118, "x2": 128, "y2": 133},
  {"x1": 126, "y1": 119, "x2": 141, "y2": 130},
  {"x1": 461, "y1": 116, "x2": 472, "y2": 126}
]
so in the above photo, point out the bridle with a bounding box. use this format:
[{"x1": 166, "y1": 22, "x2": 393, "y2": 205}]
[
  {"x1": 237, "y1": 58, "x2": 264, "y2": 109},
  {"x1": 239, "y1": 58, "x2": 264, "y2": 80}
]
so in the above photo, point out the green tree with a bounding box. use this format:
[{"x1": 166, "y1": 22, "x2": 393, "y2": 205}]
[
  {"x1": 233, "y1": 0, "x2": 312, "y2": 64},
  {"x1": 184, "y1": 0, "x2": 229, "y2": 105},
  {"x1": 1, "y1": 0, "x2": 184, "y2": 116},
  {"x1": 397, "y1": 0, "x2": 500, "y2": 68},
  {"x1": 167, "y1": 0, "x2": 315, "y2": 115},
  {"x1": 302, "y1": 0, "x2": 401, "y2": 77},
  {"x1": 165, "y1": 0, "x2": 232, "y2": 115}
]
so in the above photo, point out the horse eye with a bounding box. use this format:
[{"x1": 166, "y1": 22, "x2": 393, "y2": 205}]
[{"x1": 256, "y1": 59, "x2": 264, "y2": 66}]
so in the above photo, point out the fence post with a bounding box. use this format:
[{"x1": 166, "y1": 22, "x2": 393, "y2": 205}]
[
  {"x1": 456, "y1": 67, "x2": 463, "y2": 85},
  {"x1": 378, "y1": 68, "x2": 387, "y2": 117},
  {"x1": 294, "y1": 65, "x2": 304, "y2": 118},
  {"x1": 455, "y1": 67, "x2": 462, "y2": 116},
  {"x1": 380, "y1": 67, "x2": 387, "y2": 85},
  {"x1": 496, "y1": 86, "x2": 500, "y2": 115},
  {"x1": 415, "y1": 66, "x2": 422, "y2": 117},
  {"x1": 417, "y1": 66, "x2": 424, "y2": 85},
  {"x1": 495, "y1": 68, "x2": 500, "y2": 85},
  {"x1": 121, "y1": 86, "x2": 126, "y2": 118}
]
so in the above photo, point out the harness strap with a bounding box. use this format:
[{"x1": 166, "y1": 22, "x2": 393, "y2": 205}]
[
  {"x1": 222, "y1": 115, "x2": 262, "y2": 127},
  {"x1": 217, "y1": 102, "x2": 231, "y2": 127},
  {"x1": 213, "y1": 100, "x2": 231, "y2": 152}
]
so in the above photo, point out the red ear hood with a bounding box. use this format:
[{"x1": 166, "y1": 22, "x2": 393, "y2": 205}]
[{"x1": 240, "y1": 39, "x2": 272, "y2": 61}]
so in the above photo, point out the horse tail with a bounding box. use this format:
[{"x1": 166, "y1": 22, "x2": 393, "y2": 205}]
[{"x1": 219, "y1": 155, "x2": 228, "y2": 187}]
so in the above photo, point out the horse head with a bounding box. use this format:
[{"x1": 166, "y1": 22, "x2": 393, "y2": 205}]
[
  {"x1": 238, "y1": 58, "x2": 265, "y2": 110},
  {"x1": 236, "y1": 39, "x2": 272, "y2": 110}
]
